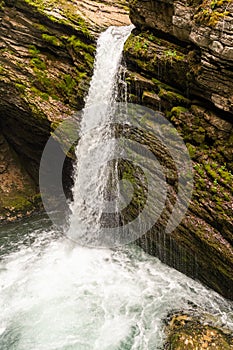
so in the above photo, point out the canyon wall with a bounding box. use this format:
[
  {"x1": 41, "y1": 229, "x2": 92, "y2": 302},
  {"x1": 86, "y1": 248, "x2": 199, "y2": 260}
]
[{"x1": 123, "y1": 0, "x2": 233, "y2": 299}]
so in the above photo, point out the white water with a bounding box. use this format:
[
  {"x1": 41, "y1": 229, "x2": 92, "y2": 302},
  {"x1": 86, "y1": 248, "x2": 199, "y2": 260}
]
[
  {"x1": 68, "y1": 25, "x2": 134, "y2": 246},
  {"x1": 0, "y1": 222, "x2": 233, "y2": 350},
  {"x1": 0, "y1": 26, "x2": 233, "y2": 350}
]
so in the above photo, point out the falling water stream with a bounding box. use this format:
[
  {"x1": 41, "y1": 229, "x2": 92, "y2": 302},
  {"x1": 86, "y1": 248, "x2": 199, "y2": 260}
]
[{"x1": 0, "y1": 26, "x2": 233, "y2": 350}]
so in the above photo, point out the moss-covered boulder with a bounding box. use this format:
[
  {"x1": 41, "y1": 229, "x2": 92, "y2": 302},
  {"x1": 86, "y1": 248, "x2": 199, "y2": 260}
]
[{"x1": 164, "y1": 313, "x2": 233, "y2": 349}]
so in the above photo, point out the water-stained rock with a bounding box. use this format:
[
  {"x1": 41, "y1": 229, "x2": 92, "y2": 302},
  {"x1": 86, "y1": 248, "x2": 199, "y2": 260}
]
[{"x1": 124, "y1": 0, "x2": 233, "y2": 299}]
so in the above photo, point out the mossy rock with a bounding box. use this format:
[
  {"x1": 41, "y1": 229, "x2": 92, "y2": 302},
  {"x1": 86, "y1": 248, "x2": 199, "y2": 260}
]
[
  {"x1": 194, "y1": 0, "x2": 231, "y2": 27},
  {"x1": 165, "y1": 313, "x2": 233, "y2": 349}
]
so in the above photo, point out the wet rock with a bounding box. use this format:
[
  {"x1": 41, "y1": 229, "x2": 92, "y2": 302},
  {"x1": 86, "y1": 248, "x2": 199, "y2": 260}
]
[
  {"x1": 0, "y1": 132, "x2": 40, "y2": 223},
  {"x1": 142, "y1": 91, "x2": 161, "y2": 107},
  {"x1": 164, "y1": 313, "x2": 233, "y2": 350},
  {"x1": 124, "y1": 0, "x2": 233, "y2": 299},
  {"x1": 0, "y1": 0, "x2": 130, "y2": 222}
]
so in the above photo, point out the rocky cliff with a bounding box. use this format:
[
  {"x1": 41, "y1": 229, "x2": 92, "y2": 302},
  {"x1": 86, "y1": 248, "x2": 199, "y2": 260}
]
[
  {"x1": 123, "y1": 0, "x2": 233, "y2": 299},
  {"x1": 0, "y1": 0, "x2": 129, "y2": 222}
]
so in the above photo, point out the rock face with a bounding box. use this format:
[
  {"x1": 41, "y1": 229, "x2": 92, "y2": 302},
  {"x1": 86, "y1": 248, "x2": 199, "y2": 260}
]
[
  {"x1": 164, "y1": 313, "x2": 233, "y2": 349},
  {"x1": 0, "y1": 132, "x2": 40, "y2": 221},
  {"x1": 0, "y1": 0, "x2": 129, "y2": 222},
  {"x1": 124, "y1": 0, "x2": 233, "y2": 299},
  {"x1": 129, "y1": 0, "x2": 233, "y2": 113}
]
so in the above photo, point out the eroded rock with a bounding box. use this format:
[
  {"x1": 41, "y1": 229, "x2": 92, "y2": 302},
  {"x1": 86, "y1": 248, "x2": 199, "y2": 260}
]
[
  {"x1": 129, "y1": 0, "x2": 233, "y2": 114},
  {"x1": 124, "y1": 0, "x2": 233, "y2": 299}
]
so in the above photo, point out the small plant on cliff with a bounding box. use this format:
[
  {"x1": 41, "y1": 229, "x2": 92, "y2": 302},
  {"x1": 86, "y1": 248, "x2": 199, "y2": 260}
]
[
  {"x1": 163, "y1": 49, "x2": 185, "y2": 63},
  {"x1": 194, "y1": 0, "x2": 230, "y2": 26}
]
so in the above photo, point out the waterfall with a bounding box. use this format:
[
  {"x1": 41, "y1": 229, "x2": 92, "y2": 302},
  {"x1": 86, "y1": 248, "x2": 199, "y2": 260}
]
[
  {"x1": 68, "y1": 25, "x2": 134, "y2": 246},
  {"x1": 0, "y1": 25, "x2": 233, "y2": 350}
]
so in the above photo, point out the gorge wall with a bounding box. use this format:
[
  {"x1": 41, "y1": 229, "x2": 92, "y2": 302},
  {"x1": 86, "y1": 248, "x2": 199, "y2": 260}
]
[
  {"x1": 0, "y1": 0, "x2": 129, "y2": 221},
  {"x1": 123, "y1": 0, "x2": 233, "y2": 299}
]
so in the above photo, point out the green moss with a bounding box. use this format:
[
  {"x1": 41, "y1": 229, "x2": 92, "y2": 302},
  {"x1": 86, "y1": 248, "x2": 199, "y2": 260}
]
[
  {"x1": 15, "y1": 83, "x2": 26, "y2": 93},
  {"x1": 2, "y1": 195, "x2": 33, "y2": 214},
  {"x1": 194, "y1": 0, "x2": 230, "y2": 26},
  {"x1": 151, "y1": 78, "x2": 178, "y2": 93},
  {"x1": 163, "y1": 49, "x2": 185, "y2": 62},
  {"x1": 66, "y1": 35, "x2": 95, "y2": 54},
  {"x1": 42, "y1": 33, "x2": 63, "y2": 47},
  {"x1": 33, "y1": 23, "x2": 48, "y2": 32},
  {"x1": 57, "y1": 74, "x2": 76, "y2": 97},
  {"x1": 187, "y1": 143, "x2": 196, "y2": 159},
  {"x1": 166, "y1": 314, "x2": 233, "y2": 350},
  {"x1": 193, "y1": 130, "x2": 205, "y2": 144},
  {"x1": 194, "y1": 164, "x2": 205, "y2": 177},
  {"x1": 65, "y1": 36, "x2": 94, "y2": 69},
  {"x1": 124, "y1": 35, "x2": 153, "y2": 59},
  {"x1": 0, "y1": 64, "x2": 5, "y2": 75},
  {"x1": 23, "y1": 0, "x2": 92, "y2": 39},
  {"x1": 30, "y1": 86, "x2": 50, "y2": 100},
  {"x1": 159, "y1": 90, "x2": 190, "y2": 106},
  {"x1": 30, "y1": 57, "x2": 47, "y2": 70},
  {"x1": 28, "y1": 44, "x2": 40, "y2": 56},
  {"x1": 28, "y1": 44, "x2": 47, "y2": 73},
  {"x1": 0, "y1": 0, "x2": 4, "y2": 11},
  {"x1": 170, "y1": 106, "x2": 189, "y2": 117}
]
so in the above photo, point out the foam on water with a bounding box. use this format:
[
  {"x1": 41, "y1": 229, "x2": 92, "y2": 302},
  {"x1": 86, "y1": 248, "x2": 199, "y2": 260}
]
[{"x1": 0, "y1": 225, "x2": 232, "y2": 350}]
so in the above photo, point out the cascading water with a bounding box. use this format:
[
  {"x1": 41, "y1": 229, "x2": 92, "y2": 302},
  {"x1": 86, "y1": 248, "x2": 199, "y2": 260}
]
[
  {"x1": 68, "y1": 25, "x2": 134, "y2": 246},
  {"x1": 0, "y1": 26, "x2": 233, "y2": 350}
]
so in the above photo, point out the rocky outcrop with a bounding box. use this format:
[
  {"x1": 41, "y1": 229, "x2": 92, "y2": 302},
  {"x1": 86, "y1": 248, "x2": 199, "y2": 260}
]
[
  {"x1": 123, "y1": 0, "x2": 233, "y2": 299},
  {"x1": 129, "y1": 0, "x2": 233, "y2": 113},
  {"x1": 0, "y1": 0, "x2": 129, "y2": 222},
  {"x1": 164, "y1": 313, "x2": 233, "y2": 349}
]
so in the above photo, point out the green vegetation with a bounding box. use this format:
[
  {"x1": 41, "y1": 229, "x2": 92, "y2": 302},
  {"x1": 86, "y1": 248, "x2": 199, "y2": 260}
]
[
  {"x1": 57, "y1": 74, "x2": 76, "y2": 97},
  {"x1": 23, "y1": 0, "x2": 92, "y2": 39},
  {"x1": 194, "y1": 0, "x2": 230, "y2": 26},
  {"x1": 30, "y1": 57, "x2": 47, "y2": 70},
  {"x1": 163, "y1": 49, "x2": 185, "y2": 62},
  {"x1": 33, "y1": 23, "x2": 49, "y2": 32},
  {"x1": 193, "y1": 162, "x2": 233, "y2": 193},
  {"x1": 0, "y1": 63, "x2": 5, "y2": 74},
  {"x1": 67, "y1": 35, "x2": 93, "y2": 52},
  {"x1": 30, "y1": 86, "x2": 49, "y2": 100},
  {"x1": 15, "y1": 83, "x2": 26, "y2": 93},
  {"x1": 27, "y1": 40, "x2": 92, "y2": 106},
  {"x1": 166, "y1": 315, "x2": 233, "y2": 350},
  {"x1": 42, "y1": 34, "x2": 63, "y2": 47},
  {"x1": 0, "y1": 0, "x2": 4, "y2": 11}
]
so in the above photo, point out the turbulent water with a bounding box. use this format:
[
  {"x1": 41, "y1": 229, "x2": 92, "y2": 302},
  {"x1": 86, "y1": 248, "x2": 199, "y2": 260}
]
[
  {"x1": 0, "y1": 217, "x2": 233, "y2": 350},
  {"x1": 0, "y1": 25, "x2": 233, "y2": 350}
]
